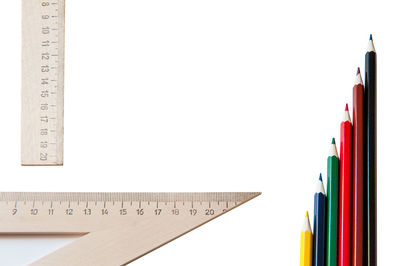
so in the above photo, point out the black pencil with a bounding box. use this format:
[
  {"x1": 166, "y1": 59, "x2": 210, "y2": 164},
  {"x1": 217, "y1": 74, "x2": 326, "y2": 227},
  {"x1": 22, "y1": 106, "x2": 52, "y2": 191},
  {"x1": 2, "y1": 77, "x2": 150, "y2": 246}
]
[{"x1": 364, "y1": 34, "x2": 377, "y2": 266}]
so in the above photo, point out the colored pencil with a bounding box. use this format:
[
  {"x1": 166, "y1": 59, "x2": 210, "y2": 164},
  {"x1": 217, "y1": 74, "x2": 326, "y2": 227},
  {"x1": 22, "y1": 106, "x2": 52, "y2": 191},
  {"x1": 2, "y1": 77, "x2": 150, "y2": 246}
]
[
  {"x1": 313, "y1": 174, "x2": 327, "y2": 266},
  {"x1": 352, "y1": 68, "x2": 364, "y2": 266},
  {"x1": 338, "y1": 104, "x2": 352, "y2": 266},
  {"x1": 301, "y1": 211, "x2": 313, "y2": 266},
  {"x1": 326, "y1": 138, "x2": 339, "y2": 266},
  {"x1": 365, "y1": 34, "x2": 377, "y2": 266}
]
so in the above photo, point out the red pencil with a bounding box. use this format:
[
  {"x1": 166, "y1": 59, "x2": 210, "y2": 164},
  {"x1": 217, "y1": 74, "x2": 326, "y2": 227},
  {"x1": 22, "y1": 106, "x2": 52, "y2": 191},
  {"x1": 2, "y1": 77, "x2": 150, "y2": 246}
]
[
  {"x1": 352, "y1": 68, "x2": 364, "y2": 266},
  {"x1": 338, "y1": 104, "x2": 352, "y2": 266}
]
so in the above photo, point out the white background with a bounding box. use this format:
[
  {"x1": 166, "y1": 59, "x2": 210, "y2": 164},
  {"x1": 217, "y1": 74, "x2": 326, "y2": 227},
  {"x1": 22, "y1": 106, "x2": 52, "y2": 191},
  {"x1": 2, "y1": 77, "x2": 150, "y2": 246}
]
[{"x1": 0, "y1": 0, "x2": 398, "y2": 265}]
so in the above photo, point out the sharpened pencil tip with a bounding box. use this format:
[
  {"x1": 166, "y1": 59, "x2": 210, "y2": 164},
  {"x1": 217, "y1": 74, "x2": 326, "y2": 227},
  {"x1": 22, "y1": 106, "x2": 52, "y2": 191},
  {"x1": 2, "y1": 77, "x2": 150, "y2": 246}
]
[
  {"x1": 305, "y1": 211, "x2": 309, "y2": 218},
  {"x1": 331, "y1": 138, "x2": 335, "y2": 144},
  {"x1": 367, "y1": 35, "x2": 376, "y2": 52},
  {"x1": 357, "y1": 67, "x2": 360, "y2": 75},
  {"x1": 319, "y1": 173, "x2": 322, "y2": 181},
  {"x1": 345, "y1": 103, "x2": 349, "y2": 111}
]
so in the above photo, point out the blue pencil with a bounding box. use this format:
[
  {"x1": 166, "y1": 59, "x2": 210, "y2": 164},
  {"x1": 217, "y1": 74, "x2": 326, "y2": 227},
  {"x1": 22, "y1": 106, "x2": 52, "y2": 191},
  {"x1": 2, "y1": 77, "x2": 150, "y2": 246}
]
[{"x1": 313, "y1": 174, "x2": 327, "y2": 266}]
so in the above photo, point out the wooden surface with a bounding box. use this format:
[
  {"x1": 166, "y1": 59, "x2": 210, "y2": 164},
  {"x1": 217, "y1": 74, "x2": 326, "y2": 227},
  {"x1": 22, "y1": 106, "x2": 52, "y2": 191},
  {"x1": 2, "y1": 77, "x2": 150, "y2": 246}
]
[
  {"x1": 21, "y1": 0, "x2": 64, "y2": 165},
  {"x1": 0, "y1": 192, "x2": 260, "y2": 265}
]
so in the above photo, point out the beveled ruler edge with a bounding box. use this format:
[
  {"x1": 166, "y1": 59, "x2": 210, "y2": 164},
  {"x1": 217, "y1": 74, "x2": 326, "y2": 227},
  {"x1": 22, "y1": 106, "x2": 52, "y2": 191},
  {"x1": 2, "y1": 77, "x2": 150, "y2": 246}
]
[
  {"x1": 0, "y1": 192, "x2": 260, "y2": 202},
  {"x1": 21, "y1": 0, "x2": 65, "y2": 166},
  {"x1": 0, "y1": 192, "x2": 261, "y2": 265},
  {"x1": 121, "y1": 191, "x2": 261, "y2": 265}
]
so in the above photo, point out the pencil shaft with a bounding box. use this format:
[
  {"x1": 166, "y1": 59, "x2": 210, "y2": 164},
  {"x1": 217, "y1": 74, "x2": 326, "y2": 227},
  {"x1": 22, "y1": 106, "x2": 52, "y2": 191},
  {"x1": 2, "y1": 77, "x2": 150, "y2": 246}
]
[
  {"x1": 339, "y1": 120, "x2": 352, "y2": 266},
  {"x1": 301, "y1": 230, "x2": 313, "y2": 266},
  {"x1": 352, "y1": 82, "x2": 364, "y2": 266},
  {"x1": 365, "y1": 49, "x2": 377, "y2": 266},
  {"x1": 326, "y1": 154, "x2": 339, "y2": 266},
  {"x1": 313, "y1": 193, "x2": 327, "y2": 266}
]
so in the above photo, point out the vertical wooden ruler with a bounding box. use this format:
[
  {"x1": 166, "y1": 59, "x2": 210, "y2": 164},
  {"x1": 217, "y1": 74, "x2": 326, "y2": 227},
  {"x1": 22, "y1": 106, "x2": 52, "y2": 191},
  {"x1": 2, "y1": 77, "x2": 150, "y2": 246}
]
[
  {"x1": 21, "y1": 0, "x2": 65, "y2": 165},
  {"x1": 0, "y1": 192, "x2": 260, "y2": 265}
]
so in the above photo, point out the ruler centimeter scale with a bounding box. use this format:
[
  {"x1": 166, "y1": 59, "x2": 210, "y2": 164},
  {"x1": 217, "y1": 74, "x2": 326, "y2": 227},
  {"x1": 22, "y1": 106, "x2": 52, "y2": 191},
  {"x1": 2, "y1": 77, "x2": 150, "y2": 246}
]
[
  {"x1": 22, "y1": 0, "x2": 65, "y2": 165},
  {"x1": 0, "y1": 192, "x2": 260, "y2": 265}
]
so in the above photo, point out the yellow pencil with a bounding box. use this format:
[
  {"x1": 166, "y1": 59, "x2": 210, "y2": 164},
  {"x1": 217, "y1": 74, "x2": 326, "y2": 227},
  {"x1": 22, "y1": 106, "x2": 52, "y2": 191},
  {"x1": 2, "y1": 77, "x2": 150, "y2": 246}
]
[{"x1": 300, "y1": 211, "x2": 313, "y2": 266}]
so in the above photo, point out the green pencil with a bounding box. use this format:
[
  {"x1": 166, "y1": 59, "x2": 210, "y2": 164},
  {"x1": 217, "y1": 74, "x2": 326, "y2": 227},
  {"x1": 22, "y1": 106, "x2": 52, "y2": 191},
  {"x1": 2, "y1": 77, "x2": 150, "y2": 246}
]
[{"x1": 326, "y1": 138, "x2": 339, "y2": 266}]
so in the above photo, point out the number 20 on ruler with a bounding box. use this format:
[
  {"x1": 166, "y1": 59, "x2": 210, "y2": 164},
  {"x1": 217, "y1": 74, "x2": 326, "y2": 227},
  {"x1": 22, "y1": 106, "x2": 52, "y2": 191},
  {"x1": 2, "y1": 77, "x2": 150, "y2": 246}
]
[{"x1": 22, "y1": 0, "x2": 65, "y2": 165}]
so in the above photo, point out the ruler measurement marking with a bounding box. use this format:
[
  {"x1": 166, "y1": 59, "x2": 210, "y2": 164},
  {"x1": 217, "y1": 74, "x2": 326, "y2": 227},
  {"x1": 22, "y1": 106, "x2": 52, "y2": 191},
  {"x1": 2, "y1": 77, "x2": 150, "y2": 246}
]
[
  {"x1": 0, "y1": 192, "x2": 261, "y2": 265},
  {"x1": 40, "y1": 1, "x2": 59, "y2": 165},
  {"x1": 6, "y1": 201, "x2": 237, "y2": 217},
  {"x1": 22, "y1": 0, "x2": 64, "y2": 165}
]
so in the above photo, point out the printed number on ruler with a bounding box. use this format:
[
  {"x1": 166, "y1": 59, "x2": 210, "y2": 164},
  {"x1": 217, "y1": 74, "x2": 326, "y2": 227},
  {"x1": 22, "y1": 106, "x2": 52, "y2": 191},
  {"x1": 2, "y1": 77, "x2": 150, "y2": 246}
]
[
  {"x1": 22, "y1": 0, "x2": 64, "y2": 165},
  {"x1": 7, "y1": 200, "x2": 231, "y2": 219},
  {"x1": 40, "y1": 1, "x2": 59, "y2": 162}
]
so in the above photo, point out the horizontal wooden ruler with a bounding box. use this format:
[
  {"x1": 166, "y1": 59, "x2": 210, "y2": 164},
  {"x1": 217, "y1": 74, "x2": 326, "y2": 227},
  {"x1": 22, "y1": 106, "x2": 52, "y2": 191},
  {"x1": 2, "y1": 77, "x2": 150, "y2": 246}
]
[
  {"x1": 21, "y1": 0, "x2": 65, "y2": 165},
  {"x1": 0, "y1": 192, "x2": 260, "y2": 265}
]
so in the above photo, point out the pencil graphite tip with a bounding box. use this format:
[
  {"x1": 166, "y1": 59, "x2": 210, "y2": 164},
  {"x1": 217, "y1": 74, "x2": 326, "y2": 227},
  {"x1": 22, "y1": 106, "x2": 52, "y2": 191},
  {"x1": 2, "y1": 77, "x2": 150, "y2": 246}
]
[
  {"x1": 342, "y1": 105, "x2": 352, "y2": 122},
  {"x1": 315, "y1": 175, "x2": 326, "y2": 195},
  {"x1": 367, "y1": 35, "x2": 376, "y2": 52},
  {"x1": 355, "y1": 68, "x2": 363, "y2": 85},
  {"x1": 302, "y1": 212, "x2": 312, "y2": 232},
  {"x1": 328, "y1": 139, "x2": 338, "y2": 157}
]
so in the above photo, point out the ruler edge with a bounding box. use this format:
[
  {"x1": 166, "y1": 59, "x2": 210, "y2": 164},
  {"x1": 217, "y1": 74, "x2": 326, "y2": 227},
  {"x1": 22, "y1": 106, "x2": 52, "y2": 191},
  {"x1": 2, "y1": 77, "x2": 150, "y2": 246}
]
[
  {"x1": 123, "y1": 191, "x2": 261, "y2": 264},
  {"x1": 0, "y1": 192, "x2": 261, "y2": 204},
  {"x1": 21, "y1": 0, "x2": 65, "y2": 166},
  {"x1": 0, "y1": 192, "x2": 262, "y2": 234},
  {"x1": 23, "y1": 192, "x2": 261, "y2": 265}
]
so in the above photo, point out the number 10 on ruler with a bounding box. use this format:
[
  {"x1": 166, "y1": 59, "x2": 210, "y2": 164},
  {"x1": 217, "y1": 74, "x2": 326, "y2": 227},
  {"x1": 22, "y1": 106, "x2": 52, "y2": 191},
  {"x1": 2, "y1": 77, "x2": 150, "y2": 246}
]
[{"x1": 21, "y1": 0, "x2": 65, "y2": 165}]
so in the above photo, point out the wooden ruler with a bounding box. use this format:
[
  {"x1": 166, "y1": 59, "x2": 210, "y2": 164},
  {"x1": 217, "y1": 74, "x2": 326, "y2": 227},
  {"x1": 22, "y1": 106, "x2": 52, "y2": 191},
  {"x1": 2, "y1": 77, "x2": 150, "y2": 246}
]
[
  {"x1": 21, "y1": 0, "x2": 65, "y2": 165},
  {"x1": 0, "y1": 192, "x2": 260, "y2": 265}
]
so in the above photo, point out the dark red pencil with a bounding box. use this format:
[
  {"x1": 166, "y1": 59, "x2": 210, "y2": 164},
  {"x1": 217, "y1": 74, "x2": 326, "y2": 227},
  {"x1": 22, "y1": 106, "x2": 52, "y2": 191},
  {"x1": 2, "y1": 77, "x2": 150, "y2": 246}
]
[
  {"x1": 338, "y1": 104, "x2": 352, "y2": 266},
  {"x1": 352, "y1": 68, "x2": 364, "y2": 266}
]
